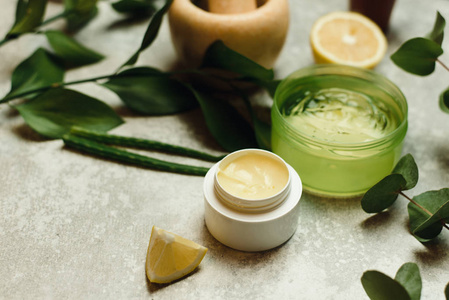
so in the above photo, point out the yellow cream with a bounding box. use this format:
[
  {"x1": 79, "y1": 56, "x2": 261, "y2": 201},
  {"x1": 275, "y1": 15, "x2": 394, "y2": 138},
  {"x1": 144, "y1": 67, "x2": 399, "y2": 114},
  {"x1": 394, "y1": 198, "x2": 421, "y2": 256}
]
[{"x1": 217, "y1": 153, "x2": 289, "y2": 200}]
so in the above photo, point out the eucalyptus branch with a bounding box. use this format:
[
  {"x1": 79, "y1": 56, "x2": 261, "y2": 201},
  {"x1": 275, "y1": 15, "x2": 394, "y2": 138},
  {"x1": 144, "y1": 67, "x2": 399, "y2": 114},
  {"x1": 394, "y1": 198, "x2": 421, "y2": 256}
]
[
  {"x1": 399, "y1": 191, "x2": 433, "y2": 216},
  {"x1": 399, "y1": 191, "x2": 449, "y2": 231},
  {"x1": 362, "y1": 154, "x2": 449, "y2": 241},
  {"x1": 437, "y1": 58, "x2": 449, "y2": 72}
]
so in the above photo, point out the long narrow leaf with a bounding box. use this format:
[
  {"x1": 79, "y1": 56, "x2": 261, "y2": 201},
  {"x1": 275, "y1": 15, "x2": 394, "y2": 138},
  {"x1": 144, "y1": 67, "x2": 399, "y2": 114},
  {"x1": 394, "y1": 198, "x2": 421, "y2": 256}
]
[
  {"x1": 187, "y1": 86, "x2": 258, "y2": 152},
  {"x1": 121, "y1": 0, "x2": 173, "y2": 67},
  {"x1": 8, "y1": 0, "x2": 48, "y2": 35},
  {"x1": 2, "y1": 48, "x2": 64, "y2": 102},
  {"x1": 102, "y1": 67, "x2": 197, "y2": 115},
  {"x1": 15, "y1": 88, "x2": 123, "y2": 139},
  {"x1": 45, "y1": 30, "x2": 104, "y2": 66},
  {"x1": 201, "y1": 41, "x2": 274, "y2": 81}
]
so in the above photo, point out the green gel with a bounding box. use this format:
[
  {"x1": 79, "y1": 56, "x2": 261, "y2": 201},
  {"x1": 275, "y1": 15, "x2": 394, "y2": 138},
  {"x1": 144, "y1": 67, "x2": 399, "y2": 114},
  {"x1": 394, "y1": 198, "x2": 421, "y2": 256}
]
[{"x1": 271, "y1": 65, "x2": 407, "y2": 197}]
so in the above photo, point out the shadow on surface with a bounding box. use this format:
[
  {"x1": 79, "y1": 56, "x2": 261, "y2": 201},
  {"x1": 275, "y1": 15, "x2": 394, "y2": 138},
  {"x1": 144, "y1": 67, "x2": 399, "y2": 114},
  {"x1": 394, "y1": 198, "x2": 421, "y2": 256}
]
[
  {"x1": 11, "y1": 123, "x2": 47, "y2": 142},
  {"x1": 301, "y1": 192, "x2": 363, "y2": 213},
  {"x1": 146, "y1": 266, "x2": 202, "y2": 294},
  {"x1": 414, "y1": 241, "x2": 448, "y2": 266},
  {"x1": 107, "y1": 13, "x2": 154, "y2": 31},
  {"x1": 360, "y1": 211, "x2": 394, "y2": 230},
  {"x1": 198, "y1": 221, "x2": 284, "y2": 268}
]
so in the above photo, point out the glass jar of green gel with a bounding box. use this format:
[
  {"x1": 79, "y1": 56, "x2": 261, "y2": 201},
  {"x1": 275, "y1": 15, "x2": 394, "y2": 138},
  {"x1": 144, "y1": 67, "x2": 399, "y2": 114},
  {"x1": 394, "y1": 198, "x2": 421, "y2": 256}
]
[{"x1": 271, "y1": 65, "x2": 408, "y2": 197}]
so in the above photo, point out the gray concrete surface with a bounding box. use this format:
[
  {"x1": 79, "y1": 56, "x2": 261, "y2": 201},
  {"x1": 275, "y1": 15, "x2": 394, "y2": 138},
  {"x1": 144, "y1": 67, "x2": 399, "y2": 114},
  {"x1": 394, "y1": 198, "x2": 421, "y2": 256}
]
[{"x1": 1, "y1": 0, "x2": 448, "y2": 299}]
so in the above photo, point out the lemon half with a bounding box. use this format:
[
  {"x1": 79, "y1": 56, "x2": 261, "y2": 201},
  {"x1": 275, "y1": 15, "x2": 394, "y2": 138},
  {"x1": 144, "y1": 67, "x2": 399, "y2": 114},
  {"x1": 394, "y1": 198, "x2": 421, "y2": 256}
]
[
  {"x1": 145, "y1": 226, "x2": 207, "y2": 284},
  {"x1": 310, "y1": 11, "x2": 387, "y2": 69}
]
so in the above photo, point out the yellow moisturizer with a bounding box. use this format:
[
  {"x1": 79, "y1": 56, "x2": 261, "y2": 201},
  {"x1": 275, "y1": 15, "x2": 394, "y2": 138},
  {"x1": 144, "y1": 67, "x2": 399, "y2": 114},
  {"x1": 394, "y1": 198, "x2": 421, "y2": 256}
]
[{"x1": 217, "y1": 153, "x2": 289, "y2": 200}]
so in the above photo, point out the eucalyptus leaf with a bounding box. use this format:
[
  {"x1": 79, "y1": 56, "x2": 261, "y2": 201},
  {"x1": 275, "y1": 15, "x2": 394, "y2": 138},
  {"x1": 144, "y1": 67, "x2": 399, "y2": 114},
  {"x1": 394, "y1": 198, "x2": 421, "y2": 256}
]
[
  {"x1": 112, "y1": 0, "x2": 156, "y2": 14},
  {"x1": 121, "y1": 0, "x2": 173, "y2": 67},
  {"x1": 426, "y1": 11, "x2": 445, "y2": 46},
  {"x1": 410, "y1": 189, "x2": 449, "y2": 239},
  {"x1": 394, "y1": 263, "x2": 422, "y2": 300},
  {"x1": 188, "y1": 86, "x2": 258, "y2": 152},
  {"x1": 64, "y1": 0, "x2": 98, "y2": 31},
  {"x1": 45, "y1": 30, "x2": 104, "y2": 66},
  {"x1": 2, "y1": 48, "x2": 64, "y2": 102},
  {"x1": 439, "y1": 87, "x2": 449, "y2": 114},
  {"x1": 102, "y1": 67, "x2": 197, "y2": 115},
  {"x1": 392, "y1": 154, "x2": 418, "y2": 190},
  {"x1": 391, "y1": 37, "x2": 443, "y2": 76},
  {"x1": 408, "y1": 188, "x2": 449, "y2": 241},
  {"x1": 14, "y1": 88, "x2": 124, "y2": 139},
  {"x1": 361, "y1": 270, "x2": 411, "y2": 300},
  {"x1": 8, "y1": 0, "x2": 47, "y2": 36},
  {"x1": 201, "y1": 40, "x2": 274, "y2": 81},
  {"x1": 361, "y1": 174, "x2": 407, "y2": 213}
]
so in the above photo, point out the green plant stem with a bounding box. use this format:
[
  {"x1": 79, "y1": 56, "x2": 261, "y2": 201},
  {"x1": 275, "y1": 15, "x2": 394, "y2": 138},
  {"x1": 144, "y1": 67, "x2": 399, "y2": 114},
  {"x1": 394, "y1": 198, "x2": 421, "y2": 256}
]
[
  {"x1": 0, "y1": 68, "x2": 237, "y2": 104},
  {"x1": 437, "y1": 59, "x2": 449, "y2": 72},
  {"x1": 69, "y1": 126, "x2": 226, "y2": 162},
  {"x1": 0, "y1": 74, "x2": 113, "y2": 104},
  {"x1": 400, "y1": 191, "x2": 449, "y2": 230},
  {"x1": 63, "y1": 134, "x2": 210, "y2": 176},
  {"x1": 0, "y1": 11, "x2": 68, "y2": 47}
]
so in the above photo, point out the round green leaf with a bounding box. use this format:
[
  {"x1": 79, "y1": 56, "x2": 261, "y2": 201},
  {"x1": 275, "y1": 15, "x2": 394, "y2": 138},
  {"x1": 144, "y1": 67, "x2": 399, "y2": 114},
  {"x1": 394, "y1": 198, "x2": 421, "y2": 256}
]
[
  {"x1": 394, "y1": 263, "x2": 422, "y2": 300},
  {"x1": 361, "y1": 174, "x2": 406, "y2": 213},
  {"x1": 45, "y1": 30, "x2": 104, "y2": 66},
  {"x1": 15, "y1": 88, "x2": 124, "y2": 139},
  {"x1": 439, "y1": 87, "x2": 449, "y2": 114},
  {"x1": 361, "y1": 271, "x2": 411, "y2": 300},
  {"x1": 445, "y1": 282, "x2": 449, "y2": 300},
  {"x1": 408, "y1": 189, "x2": 449, "y2": 241},
  {"x1": 391, "y1": 37, "x2": 443, "y2": 76},
  {"x1": 392, "y1": 154, "x2": 419, "y2": 190},
  {"x1": 426, "y1": 11, "x2": 445, "y2": 46},
  {"x1": 102, "y1": 67, "x2": 198, "y2": 115}
]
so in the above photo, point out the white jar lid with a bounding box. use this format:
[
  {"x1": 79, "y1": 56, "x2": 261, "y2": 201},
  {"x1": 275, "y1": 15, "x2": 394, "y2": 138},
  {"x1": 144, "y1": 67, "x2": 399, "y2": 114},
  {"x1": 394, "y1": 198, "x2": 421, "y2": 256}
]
[{"x1": 203, "y1": 149, "x2": 302, "y2": 252}]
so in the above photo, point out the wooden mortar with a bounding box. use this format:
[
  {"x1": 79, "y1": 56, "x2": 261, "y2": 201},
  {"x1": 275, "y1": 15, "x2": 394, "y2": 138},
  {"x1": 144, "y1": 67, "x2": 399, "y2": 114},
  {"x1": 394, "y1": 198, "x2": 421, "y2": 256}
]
[{"x1": 168, "y1": 0, "x2": 289, "y2": 69}]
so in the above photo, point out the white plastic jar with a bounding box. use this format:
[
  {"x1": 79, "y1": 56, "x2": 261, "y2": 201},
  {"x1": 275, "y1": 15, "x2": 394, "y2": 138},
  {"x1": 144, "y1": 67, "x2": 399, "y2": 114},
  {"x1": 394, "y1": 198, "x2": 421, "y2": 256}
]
[{"x1": 203, "y1": 149, "x2": 302, "y2": 252}]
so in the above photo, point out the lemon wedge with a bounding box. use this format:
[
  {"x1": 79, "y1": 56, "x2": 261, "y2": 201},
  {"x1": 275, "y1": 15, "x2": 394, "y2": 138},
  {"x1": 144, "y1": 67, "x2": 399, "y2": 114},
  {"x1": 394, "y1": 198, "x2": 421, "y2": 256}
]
[
  {"x1": 145, "y1": 226, "x2": 207, "y2": 284},
  {"x1": 310, "y1": 11, "x2": 387, "y2": 69}
]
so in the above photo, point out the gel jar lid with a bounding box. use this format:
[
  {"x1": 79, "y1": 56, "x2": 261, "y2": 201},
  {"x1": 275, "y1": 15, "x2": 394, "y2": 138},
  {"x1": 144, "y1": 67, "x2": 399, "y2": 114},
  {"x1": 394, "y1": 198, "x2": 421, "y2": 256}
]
[
  {"x1": 203, "y1": 149, "x2": 303, "y2": 252},
  {"x1": 214, "y1": 149, "x2": 291, "y2": 212}
]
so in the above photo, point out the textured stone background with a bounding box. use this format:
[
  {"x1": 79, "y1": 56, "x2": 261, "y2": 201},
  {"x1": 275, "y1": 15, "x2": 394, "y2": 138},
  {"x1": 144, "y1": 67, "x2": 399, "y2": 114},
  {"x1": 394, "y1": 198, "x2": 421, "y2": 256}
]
[{"x1": 1, "y1": 0, "x2": 448, "y2": 299}]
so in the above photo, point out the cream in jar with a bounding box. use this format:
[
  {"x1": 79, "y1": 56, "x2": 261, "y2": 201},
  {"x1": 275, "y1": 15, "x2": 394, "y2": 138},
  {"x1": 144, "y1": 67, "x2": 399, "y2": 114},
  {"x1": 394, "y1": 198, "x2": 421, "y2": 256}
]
[{"x1": 203, "y1": 149, "x2": 302, "y2": 251}]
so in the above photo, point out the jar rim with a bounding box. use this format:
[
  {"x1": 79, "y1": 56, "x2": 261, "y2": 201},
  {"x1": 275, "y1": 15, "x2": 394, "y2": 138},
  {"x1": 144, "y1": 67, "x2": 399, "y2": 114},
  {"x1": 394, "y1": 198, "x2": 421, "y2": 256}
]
[
  {"x1": 214, "y1": 149, "x2": 291, "y2": 212},
  {"x1": 272, "y1": 64, "x2": 408, "y2": 149}
]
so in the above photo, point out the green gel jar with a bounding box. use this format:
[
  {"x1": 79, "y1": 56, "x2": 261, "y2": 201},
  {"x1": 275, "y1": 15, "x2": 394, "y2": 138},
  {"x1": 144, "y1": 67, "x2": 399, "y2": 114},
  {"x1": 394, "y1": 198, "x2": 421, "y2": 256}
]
[{"x1": 271, "y1": 65, "x2": 408, "y2": 197}]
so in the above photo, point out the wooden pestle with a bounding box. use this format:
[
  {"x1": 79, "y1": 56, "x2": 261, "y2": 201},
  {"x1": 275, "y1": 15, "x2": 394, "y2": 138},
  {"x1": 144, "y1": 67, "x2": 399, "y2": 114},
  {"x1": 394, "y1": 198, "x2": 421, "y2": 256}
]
[{"x1": 207, "y1": 0, "x2": 257, "y2": 14}]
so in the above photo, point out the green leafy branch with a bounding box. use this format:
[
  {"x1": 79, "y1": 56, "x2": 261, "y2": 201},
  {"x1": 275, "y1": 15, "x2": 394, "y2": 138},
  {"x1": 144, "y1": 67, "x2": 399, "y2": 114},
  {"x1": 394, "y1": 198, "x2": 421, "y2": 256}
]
[
  {"x1": 361, "y1": 262, "x2": 449, "y2": 300},
  {"x1": 1, "y1": 0, "x2": 276, "y2": 175},
  {"x1": 391, "y1": 11, "x2": 449, "y2": 113},
  {"x1": 361, "y1": 154, "x2": 449, "y2": 242}
]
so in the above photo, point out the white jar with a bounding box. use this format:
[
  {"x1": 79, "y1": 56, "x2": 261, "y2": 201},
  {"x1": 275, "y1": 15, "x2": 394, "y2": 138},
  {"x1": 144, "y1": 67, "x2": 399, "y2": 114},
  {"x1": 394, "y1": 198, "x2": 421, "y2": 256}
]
[{"x1": 203, "y1": 149, "x2": 302, "y2": 252}]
